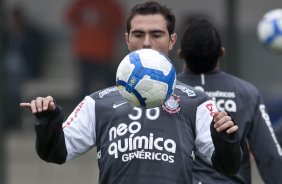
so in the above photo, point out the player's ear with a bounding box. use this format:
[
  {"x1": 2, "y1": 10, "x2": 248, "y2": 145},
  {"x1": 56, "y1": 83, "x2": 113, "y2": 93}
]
[
  {"x1": 220, "y1": 47, "x2": 225, "y2": 57},
  {"x1": 177, "y1": 48, "x2": 184, "y2": 59},
  {"x1": 169, "y1": 33, "x2": 177, "y2": 50},
  {"x1": 125, "y1": 32, "x2": 130, "y2": 48}
]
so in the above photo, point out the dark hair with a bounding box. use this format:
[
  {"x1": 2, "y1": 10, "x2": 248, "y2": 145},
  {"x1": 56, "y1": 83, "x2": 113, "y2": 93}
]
[
  {"x1": 126, "y1": 1, "x2": 175, "y2": 35},
  {"x1": 180, "y1": 18, "x2": 222, "y2": 73}
]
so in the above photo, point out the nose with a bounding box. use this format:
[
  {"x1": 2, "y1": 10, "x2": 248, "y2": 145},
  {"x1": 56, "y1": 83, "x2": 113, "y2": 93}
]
[{"x1": 143, "y1": 35, "x2": 151, "y2": 48}]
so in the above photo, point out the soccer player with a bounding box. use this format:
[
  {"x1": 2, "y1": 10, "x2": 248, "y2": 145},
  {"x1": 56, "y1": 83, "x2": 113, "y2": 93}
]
[
  {"x1": 177, "y1": 18, "x2": 282, "y2": 184},
  {"x1": 20, "y1": 1, "x2": 242, "y2": 183}
]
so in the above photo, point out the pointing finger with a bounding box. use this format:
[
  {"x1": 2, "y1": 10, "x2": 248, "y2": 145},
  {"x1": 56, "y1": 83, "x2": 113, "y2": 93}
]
[{"x1": 20, "y1": 103, "x2": 31, "y2": 108}]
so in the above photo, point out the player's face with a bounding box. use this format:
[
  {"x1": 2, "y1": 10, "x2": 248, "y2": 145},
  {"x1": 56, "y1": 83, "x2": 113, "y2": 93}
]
[{"x1": 125, "y1": 14, "x2": 177, "y2": 56}]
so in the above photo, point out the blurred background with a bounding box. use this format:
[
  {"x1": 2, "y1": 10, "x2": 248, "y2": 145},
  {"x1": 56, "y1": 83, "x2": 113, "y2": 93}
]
[{"x1": 0, "y1": 0, "x2": 281, "y2": 184}]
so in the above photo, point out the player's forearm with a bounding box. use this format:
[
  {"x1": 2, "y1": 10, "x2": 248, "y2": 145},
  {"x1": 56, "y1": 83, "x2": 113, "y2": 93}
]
[
  {"x1": 210, "y1": 122, "x2": 242, "y2": 176},
  {"x1": 34, "y1": 106, "x2": 67, "y2": 164}
]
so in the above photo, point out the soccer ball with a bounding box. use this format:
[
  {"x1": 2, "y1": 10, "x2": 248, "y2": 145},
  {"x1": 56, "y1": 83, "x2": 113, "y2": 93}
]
[
  {"x1": 257, "y1": 9, "x2": 282, "y2": 53},
  {"x1": 116, "y1": 49, "x2": 176, "y2": 108}
]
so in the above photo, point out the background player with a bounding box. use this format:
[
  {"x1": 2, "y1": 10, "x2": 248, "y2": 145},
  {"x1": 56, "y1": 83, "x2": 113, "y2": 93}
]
[{"x1": 177, "y1": 17, "x2": 282, "y2": 184}]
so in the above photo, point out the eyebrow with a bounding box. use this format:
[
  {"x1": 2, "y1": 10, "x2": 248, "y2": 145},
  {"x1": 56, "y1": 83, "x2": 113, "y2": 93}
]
[{"x1": 131, "y1": 30, "x2": 166, "y2": 34}]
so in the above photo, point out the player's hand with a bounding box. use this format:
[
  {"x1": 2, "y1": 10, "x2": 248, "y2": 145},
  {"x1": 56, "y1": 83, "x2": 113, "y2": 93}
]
[
  {"x1": 20, "y1": 96, "x2": 56, "y2": 114},
  {"x1": 213, "y1": 111, "x2": 238, "y2": 134}
]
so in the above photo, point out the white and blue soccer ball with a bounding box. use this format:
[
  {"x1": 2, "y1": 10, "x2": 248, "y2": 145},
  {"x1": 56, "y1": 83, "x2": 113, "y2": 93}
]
[
  {"x1": 116, "y1": 49, "x2": 176, "y2": 108},
  {"x1": 257, "y1": 9, "x2": 282, "y2": 53}
]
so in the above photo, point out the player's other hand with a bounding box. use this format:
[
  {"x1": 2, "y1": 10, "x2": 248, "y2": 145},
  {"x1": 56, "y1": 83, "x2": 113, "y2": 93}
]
[
  {"x1": 20, "y1": 96, "x2": 56, "y2": 114},
  {"x1": 213, "y1": 111, "x2": 238, "y2": 134}
]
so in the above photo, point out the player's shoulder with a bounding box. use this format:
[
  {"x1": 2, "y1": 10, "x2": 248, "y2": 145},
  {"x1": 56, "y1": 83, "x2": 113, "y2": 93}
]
[
  {"x1": 88, "y1": 86, "x2": 120, "y2": 100},
  {"x1": 220, "y1": 71, "x2": 260, "y2": 94},
  {"x1": 174, "y1": 80, "x2": 210, "y2": 100}
]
